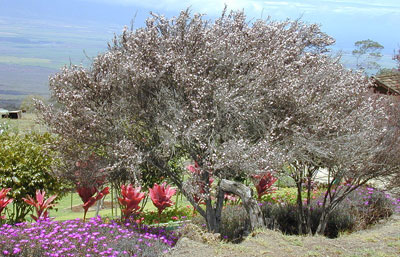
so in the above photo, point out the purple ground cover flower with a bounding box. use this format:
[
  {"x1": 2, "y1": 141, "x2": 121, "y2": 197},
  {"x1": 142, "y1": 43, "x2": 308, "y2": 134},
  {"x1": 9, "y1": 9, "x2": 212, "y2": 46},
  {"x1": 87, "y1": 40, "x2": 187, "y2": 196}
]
[{"x1": 0, "y1": 217, "x2": 179, "y2": 256}]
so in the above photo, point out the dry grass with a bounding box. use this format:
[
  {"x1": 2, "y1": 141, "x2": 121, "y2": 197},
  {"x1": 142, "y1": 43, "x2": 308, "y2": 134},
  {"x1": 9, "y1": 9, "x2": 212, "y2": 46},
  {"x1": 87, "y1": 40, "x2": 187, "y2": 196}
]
[{"x1": 166, "y1": 215, "x2": 400, "y2": 257}]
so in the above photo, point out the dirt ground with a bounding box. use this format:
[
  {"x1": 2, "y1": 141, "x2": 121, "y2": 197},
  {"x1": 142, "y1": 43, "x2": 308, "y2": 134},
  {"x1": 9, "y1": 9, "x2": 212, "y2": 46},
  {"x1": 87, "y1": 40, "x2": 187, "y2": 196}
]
[
  {"x1": 70, "y1": 201, "x2": 114, "y2": 212},
  {"x1": 165, "y1": 214, "x2": 400, "y2": 257}
]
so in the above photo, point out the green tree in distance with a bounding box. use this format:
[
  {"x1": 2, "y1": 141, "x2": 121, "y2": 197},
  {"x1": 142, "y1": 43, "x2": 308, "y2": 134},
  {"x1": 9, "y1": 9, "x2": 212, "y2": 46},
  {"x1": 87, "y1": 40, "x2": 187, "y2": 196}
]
[{"x1": 352, "y1": 39, "x2": 384, "y2": 70}]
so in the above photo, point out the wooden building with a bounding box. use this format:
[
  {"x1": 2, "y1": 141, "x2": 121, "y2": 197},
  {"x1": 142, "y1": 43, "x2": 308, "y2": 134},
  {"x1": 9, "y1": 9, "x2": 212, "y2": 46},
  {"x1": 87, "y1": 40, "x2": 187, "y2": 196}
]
[
  {"x1": 8, "y1": 110, "x2": 22, "y2": 119},
  {"x1": 372, "y1": 73, "x2": 400, "y2": 95},
  {"x1": 0, "y1": 108, "x2": 9, "y2": 118}
]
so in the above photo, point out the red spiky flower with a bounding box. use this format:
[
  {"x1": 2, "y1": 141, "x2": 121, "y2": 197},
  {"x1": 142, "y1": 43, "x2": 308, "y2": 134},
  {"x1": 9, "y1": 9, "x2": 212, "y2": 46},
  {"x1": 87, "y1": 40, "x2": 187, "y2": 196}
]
[
  {"x1": 149, "y1": 182, "x2": 176, "y2": 215},
  {"x1": 252, "y1": 172, "x2": 278, "y2": 200},
  {"x1": 118, "y1": 184, "x2": 145, "y2": 219},
  {"x1": 77, "y1": 186, "x2": 109, "y2": 221},
  {"x1": 0, "y1": 188, "x2": 13, "y2": 220},
  {"x1": 23, "y1": 189, "x2": 57, "y2": 221}
]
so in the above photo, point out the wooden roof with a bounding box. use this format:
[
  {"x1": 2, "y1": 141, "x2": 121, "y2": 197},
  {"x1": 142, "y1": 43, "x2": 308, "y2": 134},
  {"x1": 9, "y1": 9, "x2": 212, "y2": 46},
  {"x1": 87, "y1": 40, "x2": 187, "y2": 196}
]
[{"x1": 372, "y1": 73, "x2": 400, "y2": 95}]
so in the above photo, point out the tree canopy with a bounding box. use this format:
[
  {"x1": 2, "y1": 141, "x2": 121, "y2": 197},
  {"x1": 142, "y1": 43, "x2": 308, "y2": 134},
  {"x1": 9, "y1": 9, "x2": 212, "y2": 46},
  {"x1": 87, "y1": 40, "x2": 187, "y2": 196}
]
[{"x1": 37, "y1": 9, "x2": 398, "y2": 233}]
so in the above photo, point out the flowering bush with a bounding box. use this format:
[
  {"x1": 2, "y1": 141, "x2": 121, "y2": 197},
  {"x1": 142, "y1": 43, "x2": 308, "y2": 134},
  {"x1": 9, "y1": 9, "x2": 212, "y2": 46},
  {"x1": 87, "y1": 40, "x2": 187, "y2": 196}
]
[
  {"x1": 0, "y1": 216, "x2": 178, "y2": 256},
  {"x1": 338, "y1": 186, "x2": 400, "y2": 229}
]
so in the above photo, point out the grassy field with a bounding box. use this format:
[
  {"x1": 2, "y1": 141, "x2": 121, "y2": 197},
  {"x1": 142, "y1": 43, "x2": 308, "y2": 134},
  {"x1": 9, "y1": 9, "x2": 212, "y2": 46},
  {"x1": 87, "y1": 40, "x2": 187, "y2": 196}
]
[
  {"x1": 1, "y1": 113, "x2": 47, "y2": 134},
  {"x1": 8, "y1": 188, "x2": 189, "y2": 222},
  {"x1": 51, "y1": 191, "x2": 118, "y2": 221},
  {"x1": 51, "y1": 188, "x2": 188, "y2": 221}
]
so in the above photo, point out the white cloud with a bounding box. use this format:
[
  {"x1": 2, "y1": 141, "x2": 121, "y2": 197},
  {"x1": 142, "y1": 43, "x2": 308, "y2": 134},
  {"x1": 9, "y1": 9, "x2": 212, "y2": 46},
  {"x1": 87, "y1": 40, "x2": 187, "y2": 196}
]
[{"x1": 84, "y1": 0, "x2": 400, "y2": 17}]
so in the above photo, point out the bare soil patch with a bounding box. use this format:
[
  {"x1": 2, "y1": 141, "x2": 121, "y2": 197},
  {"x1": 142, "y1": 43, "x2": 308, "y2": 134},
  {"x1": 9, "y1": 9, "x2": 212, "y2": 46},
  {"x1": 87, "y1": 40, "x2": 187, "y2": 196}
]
[{"x1": 68, "y1": 201, "x2": 114, "y2": 212}]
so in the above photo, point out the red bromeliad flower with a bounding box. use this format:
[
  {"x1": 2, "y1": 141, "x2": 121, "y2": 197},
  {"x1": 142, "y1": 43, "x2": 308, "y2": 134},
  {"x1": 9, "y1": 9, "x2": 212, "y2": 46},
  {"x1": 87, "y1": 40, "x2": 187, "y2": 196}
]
[
  {"x1": 77, "y1": 186, "x2": 109, "y2": 221},
  {"x1": 149, "y1": 182, "x2": 176, "y2": 215},
  {"x1": 23, "y1": 190, "x2": 57, "y2": 221},
  {"x1": 0, "y1": 188, "x2": 13, "y2": 220},
  {"x1": 252, "y1": 172, "x2": 278, "y2": 200},
  {"x1": 118, "y1": 184, "x2": 146, "y2": 219}
]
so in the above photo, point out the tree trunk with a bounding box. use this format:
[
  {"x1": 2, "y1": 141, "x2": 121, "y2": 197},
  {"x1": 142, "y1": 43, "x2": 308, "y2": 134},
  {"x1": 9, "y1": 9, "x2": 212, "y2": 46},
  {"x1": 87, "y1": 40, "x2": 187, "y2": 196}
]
[
  {"x1": 305, "y1": 173, "x2": 313, "y2": 235},
  {"x1": 220, "y1": 179, "x2": 266, "y2": 231},
  {"x1": 316, "y1": 208, "x2": 329, "y2": 235},
  {"x1": 296, "y1": 181, "x2": 304, "y2": 234},
  {"x1": 95, "y1": 197, "x2": 104, "y2": 216},
  {"x1": 204, "y1": 188, "x2": 224, "y2": 233}
]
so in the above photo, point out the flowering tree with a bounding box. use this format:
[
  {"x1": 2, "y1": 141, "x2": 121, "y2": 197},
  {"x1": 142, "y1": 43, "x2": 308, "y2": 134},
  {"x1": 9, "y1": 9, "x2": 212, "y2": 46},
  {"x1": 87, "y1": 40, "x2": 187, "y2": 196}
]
[{"x1": 37, "y1": 9, "x2": 398, "y2": 233}]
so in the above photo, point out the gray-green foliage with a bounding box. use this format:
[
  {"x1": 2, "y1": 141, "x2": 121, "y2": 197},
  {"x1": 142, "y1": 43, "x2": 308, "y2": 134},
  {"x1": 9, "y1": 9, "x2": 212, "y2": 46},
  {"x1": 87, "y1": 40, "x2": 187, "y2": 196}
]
[
  {"x1": 352, "y1": 39, "x2": 384, "y2": 70},
  {"x1": 0, "y1": 129, "x2": 67, "y2": 223},
  {"x1": 20, "y1": 95, "x2": 46, "y2": 113}
]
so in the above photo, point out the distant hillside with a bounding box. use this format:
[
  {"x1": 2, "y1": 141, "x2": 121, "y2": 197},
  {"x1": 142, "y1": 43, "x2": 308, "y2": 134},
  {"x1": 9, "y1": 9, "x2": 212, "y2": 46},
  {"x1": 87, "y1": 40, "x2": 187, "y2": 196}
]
[{"x1": 0, "y1": 63, "x2": 58, "y2": 109}]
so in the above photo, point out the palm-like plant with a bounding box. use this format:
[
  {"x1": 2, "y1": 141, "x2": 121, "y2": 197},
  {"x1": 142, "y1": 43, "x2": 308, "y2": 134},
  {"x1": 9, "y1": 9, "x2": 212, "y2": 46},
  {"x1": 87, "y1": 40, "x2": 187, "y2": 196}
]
[
  {"x1": 118, "y1": 184, "x2": 146, "y2": 219},
  {"x1": 22, "y1": 189, "x2": 57, "y2": 221},
  {"x1": 0, "y1": 188, "x2": 13, "y2": 220},
  {"x1": 149, "y1": 182, "x2": 176, "y2": 215},
  {"x1": 77, "y1": 186, "x2": 109, "y2": 221},
  {"x1": 252, "y1": 173, "x2": 278, "y2": 200}
]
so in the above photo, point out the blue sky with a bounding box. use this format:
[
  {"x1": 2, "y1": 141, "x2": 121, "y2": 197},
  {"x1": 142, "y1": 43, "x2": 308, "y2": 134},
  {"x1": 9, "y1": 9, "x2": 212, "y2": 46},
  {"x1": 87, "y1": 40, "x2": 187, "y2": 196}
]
[{"x1": 0, "y1": 0, "x2": 399, "y2": 69}]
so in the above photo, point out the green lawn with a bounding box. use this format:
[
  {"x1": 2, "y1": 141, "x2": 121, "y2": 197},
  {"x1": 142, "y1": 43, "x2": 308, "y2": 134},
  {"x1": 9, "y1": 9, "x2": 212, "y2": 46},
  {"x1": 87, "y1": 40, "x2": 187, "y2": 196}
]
[
  {"x1": 1, "y1": 113, "x2": 47, "y2": 134},
  {"x1": 6, "y1": 189, "x2": 189, "y2": 222},
  {"x1": 50, "y1": 189, "x2": 189, "y2": 221},
  {"x1": 50, "y1": 191, "x2": 120, "y2": 221}
]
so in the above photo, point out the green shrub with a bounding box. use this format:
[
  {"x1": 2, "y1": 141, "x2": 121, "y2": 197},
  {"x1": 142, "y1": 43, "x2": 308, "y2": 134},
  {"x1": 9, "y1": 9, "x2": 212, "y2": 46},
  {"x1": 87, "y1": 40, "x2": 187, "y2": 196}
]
[
  {"x1": 321, "y1": 208, "x2": 355, "y2": 238},
  {"x1": 340, "y1": 186, "x2": 395, "y2": 229},
  {"x1": 140, "y1": 205, "x2": 193, "y2": 225},
  {"x1": 260, "y1": 203, "x2": 355, "y2": 238},
  {"x1": 275, "y1": 175, "x2": 296, "y2": 188},
  {"x1": 192, "y1": 205, "x2": 250, "y2": 243},
  {"x1": 261, "y1": 186, "x2": 396, "y2": 238},
  {"x1": 220, "y1": 205, "x2": 250, "y2": 243},
  {"x1": 261, "y1": 203, "x2": 299, "y2": 234},
  {"x1": 0, "y1": 131, "x2": 67, "y2": 223}
]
